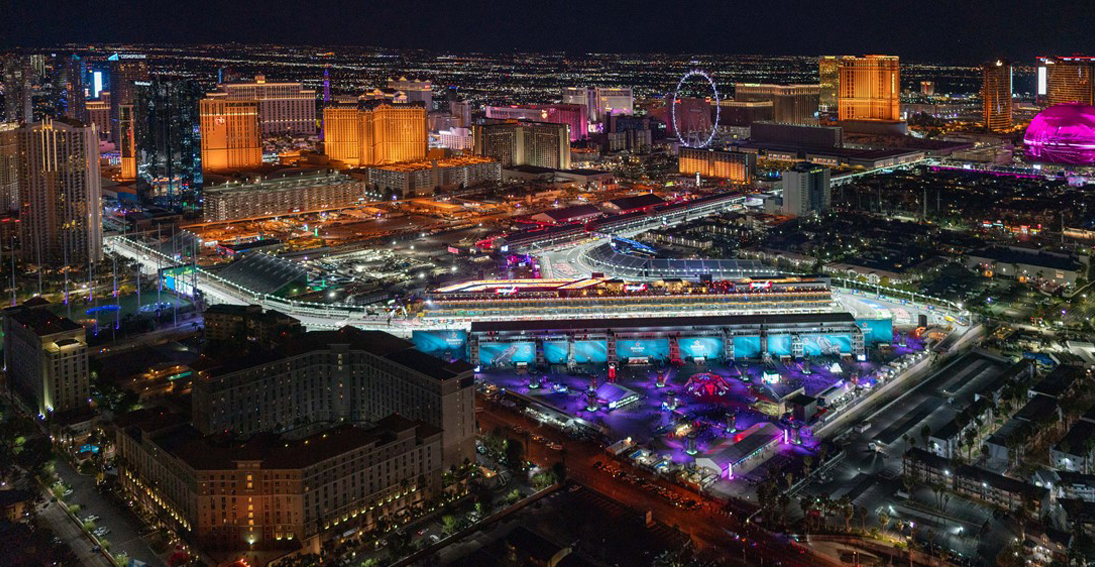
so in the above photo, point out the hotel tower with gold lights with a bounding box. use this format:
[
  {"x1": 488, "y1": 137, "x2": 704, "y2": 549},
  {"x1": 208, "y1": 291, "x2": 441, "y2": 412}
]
[
  {"x1": 199, "y1": 98, "x2": 262, "y2": 171},
  {"x1": 837, "y1": 55, "x2": 900, "y2": 122},
  {"x1": 323, "y1": 100, "x2": 427, "y2": 167},
  {"x1": 982, "y1": 59, "x2": 1013, "y2": 132},
  {"x1": 1040, "y1": 56, "x2": 1095, "y2": 107}
]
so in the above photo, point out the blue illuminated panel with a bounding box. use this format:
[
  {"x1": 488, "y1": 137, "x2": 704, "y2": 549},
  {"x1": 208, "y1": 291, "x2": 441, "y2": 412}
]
[
  {"x1": 680, "y1": 337, "x2": 723, "y2": 360},
  {"x1": 767, "y1": 335, "x2": 792, "y2": 356},
  {"x1": 616, "y1": 339, "x2": 670, "y2": 361},
  {"x1": 573, "y1": 340, "x2": 608, "y2": 364},
  {"x1": 544, "y1": 341, "x2": 569, "y2": 364},
  {"x1": 857, "y1": 318, "x2": 894, "y2": 345},
  {"x1": 412, "y1": 330, "x2": 468, "y2": 360},
  {"x1": 478, "y1": 342, "x2": 536, "y2": 366},
  {"x1": 734, "y1": 336, "x2": 762, "y2": 358},
  {"x1": 802, "y1": 334, "x2": 853, "y2": 356}
]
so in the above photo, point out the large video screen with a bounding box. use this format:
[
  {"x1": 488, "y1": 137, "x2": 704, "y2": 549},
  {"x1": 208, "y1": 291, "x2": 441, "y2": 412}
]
[
  {"x1": 680, "y1": 337, "x2": 723, "y2": 360},
  {"x1": 733, "y1": 336, "x2": 762, "y2": 359},
  {"x1": 478, "y1": 341, "x2": 535, "y2": 366},
  {"x1": 616, "y1": 339, "x2": 670, "y2": 361},
  {"x1": 802, "y1": 334, "x2": 853, "y2": 356},
  {"x1": 411, "y1": 330, "x2": 468, "y2": 360},
  {"x1": 857, "y1": 318, "x2": 894, "y2": 345},
  {"x1": 767, "y1": 334, "x2": 792, "y2": 356},
  {"x1": 543, "y1": 341, "x2": 569, "y2": 364},
  {"x1": 573, "y1": 340, "x2": 608, "y2": 364}
]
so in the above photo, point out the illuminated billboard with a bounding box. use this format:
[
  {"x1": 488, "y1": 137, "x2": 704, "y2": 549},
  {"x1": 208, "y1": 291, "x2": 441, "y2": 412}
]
[
  {"x1": 544, "y1": 341, "x2": 569, "y2": 364},
  {"x1": 734, "y1": 336, "x2": 762, "y2": 358},
  {"x1": 802, "y1": 334, "x2": 853, "y2": 356},
  {"x1": 478, "y1": 342, "x2": 535, "y2": 366},
  {"x1": 680, "y1": 337, "x2": 723, "y2": 360},
  {"x1": 161, "y1": 266, "x2": 196, "y2": 297},
  {"x1": 767, "y1": 334, "x2": 792, "y2": 356},
  {"x1": 857, "y1": 318, "x2": 893, "y2": 345},
  {"x1": 573, "y1": 340, "x2": 608, "y2": 364},
  {"x1": 616, "y1": 339, "x2": 670, "y2": 361},
  {"x1": 411, "y1": 330, "x2": 468, "y2": 360}
]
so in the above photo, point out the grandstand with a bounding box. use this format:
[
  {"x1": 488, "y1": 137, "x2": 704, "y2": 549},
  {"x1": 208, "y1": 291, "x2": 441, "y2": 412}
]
[
  {"x1": 212, "y1": 253, "x2": 310, "y2": 297},
  {"x1": 422, "y1": 276, "x2": 833, "y2": 320},
  {"x1": 584, "y1": 243, "x2": 778, "y2": 279}
]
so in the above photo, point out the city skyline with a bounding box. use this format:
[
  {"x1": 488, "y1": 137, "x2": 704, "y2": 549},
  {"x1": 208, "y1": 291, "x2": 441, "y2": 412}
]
[{"x1": 4, "y1": 0, "x2": 1095, "y2": 63}]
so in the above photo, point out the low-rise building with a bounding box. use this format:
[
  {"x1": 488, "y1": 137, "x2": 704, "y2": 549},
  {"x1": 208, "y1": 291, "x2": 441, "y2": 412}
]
[
  {"x1": 965, "y1": 246, "x2": 1088, "y2": 288},
  {"x1": 203, "y1": 304, "x2": 302, "y2": 347},
  {"x1": 202, "y1": 169, "x2": 367, "y2": 222},
  {"x1": 904, "y1": 448, "x2": 1048, "y2": 513},
  {"x1": 1053, "y1": 410, "x2": 1095, "y2": 473},
  {"x1": 367, "y1": 156, "x2": 500, "y2": 197}
]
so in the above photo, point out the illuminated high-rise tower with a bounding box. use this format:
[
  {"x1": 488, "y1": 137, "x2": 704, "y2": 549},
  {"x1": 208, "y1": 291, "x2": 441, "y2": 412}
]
[
  {"x1": 135, "y1": 79, "x2": 203, "y2": 210},
  {"x1": 1039, "y1": 56, "x2": 1094, "y2": 107},
  {"x1": 16, "y1": 118, "x2": 103, "y2": 265},
  {"x1": 322, "y1": 100, "x2": 427, "y2": 167},
  {"x1": 199, "y1": 97, "x2": 262, "y2": 171},
  {"x1": 472, "y1": 120, "x2": 570, "y2": 169},
  {"x1": 837, "y1": 55, "x2": 901, "y2": 122},
  {"x1": 2, "y1": 54, "x2": 33, "y2": 124},
  {"x1": 323, "y1": 65, "x2": 331, "y2": 104},
  {"x1": 982, "y1": 60, "x2": 1013, "y2": 132},
  {"x1": 0, "y1": 123, "x2": 17, "y2": 211},
  {"x1": 107, "y1": 53, "x2": 149, "y2": 145},
  {"x1": 53, "y1": 53, "x2": 87, "y2": 122},
  {"x1": 214, "y1": 75, "x2": 317, "y2": 136},
  {"x1": 387, "y1": 76, "x2": 433, "y2": 111},
  {"x1": 818, "y1": 56, "x2": 851, "y2": 112}
]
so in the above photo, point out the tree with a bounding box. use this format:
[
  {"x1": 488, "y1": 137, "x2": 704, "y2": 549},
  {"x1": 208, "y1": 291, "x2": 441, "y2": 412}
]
[
  {"x1": 920, "y1": 425, "x2": 932, "y2": 449},
  {"x1": 504, "y1": 438, "x2": 525, "y2": 470},
  {"x1": 441, "y1": 514, "x2": 461, "y2": 535},
  {"x1": 551, "y1": 461, "x2": 567, "y2": 485}
]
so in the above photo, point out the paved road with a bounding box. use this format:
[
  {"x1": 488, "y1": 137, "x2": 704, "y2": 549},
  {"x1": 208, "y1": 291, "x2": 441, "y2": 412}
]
[
  {"x1": 38, "y1": 498, "x2": 114, "y2": 567},
  {"x1": 53, "y1": 457, "x2": 165, "y2": 566},
  {"x1": 477, "y1": 397, "x2": 830, "y2": 567}
]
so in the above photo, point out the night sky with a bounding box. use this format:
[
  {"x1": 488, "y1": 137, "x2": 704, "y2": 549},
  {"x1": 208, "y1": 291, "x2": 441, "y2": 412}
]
[{"x1": 5, "y1": 0, "x2": 1094, "y2": 63}]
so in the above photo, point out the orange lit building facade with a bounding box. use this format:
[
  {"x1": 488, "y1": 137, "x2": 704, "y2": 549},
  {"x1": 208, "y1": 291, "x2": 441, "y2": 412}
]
[
  {"x1": 199, "y1": 98, "x2": 262, "y2": 171},
  {"x1": 982, "y1": 60, "x2": 1013, "y2": 132},
  {"x1": 1041, "y1": 57, "x2": 1095, "y2": 107},
  {"x1": 322, "y1": 101, "x2": 427, "y2": 167},
  {"x1": 679, "y1": 148, "x2": 756, "y2": 183},
  {"x1": 818, "y1": 56, "x2": 851, "y2": 112},
  {"x1": 837, "y1": 55, "x2": 900, "y2": 122}
]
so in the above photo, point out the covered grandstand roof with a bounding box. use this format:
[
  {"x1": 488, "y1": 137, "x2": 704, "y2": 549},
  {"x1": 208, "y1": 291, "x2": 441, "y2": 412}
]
[
  {"x1": 603, "y1": 194, "x2": 664, "y2": 211},
  {"x1": 585, "y1": 243, "x2": 779, "y2": 278},
  {"x1": 214, "y1": 253, "x2": 309, "y2": 296},
  {"x1": 470, "y1": 312, "x2": 857, "y2": 334}
]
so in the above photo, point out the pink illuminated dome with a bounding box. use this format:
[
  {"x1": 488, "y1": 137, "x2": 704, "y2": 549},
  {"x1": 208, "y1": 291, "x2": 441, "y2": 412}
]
[{"x1": 1024, "y1": 102, "x2": 1095, "y2": 165}]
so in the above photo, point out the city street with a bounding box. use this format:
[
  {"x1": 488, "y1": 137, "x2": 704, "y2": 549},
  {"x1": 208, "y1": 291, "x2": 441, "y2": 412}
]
[
  {"x1": 476, "y1": 397, "x2": 830, "y2": 567},
  {"x1": 38, "y1": 498, "x2": 115, "y2": 567},
  {"x1": 52, "y1": 456, "x2": 164, "y2": 566}
]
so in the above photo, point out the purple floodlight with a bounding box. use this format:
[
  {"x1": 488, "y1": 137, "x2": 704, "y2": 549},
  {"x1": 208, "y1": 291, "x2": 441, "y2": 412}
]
[{"x1": 1024, "y1": 102, "x2": 1095, "y2": 165}]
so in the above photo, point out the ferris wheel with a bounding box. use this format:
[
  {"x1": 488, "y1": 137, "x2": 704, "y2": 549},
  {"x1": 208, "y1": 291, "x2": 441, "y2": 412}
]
[{"x1": 672, "y1": 69, "x2": 720, "y2": 148}]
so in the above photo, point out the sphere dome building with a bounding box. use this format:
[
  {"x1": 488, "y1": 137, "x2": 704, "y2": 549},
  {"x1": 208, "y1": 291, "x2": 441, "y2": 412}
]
[{"x1": 1024, "y1": 102, "x2": 1095, "y2": 166}]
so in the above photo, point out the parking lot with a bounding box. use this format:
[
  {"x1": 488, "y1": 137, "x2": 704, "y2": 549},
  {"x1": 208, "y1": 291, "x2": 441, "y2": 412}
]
[{"x1": 802, "y1": 350, "x2": 1014, "y2": 561}]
